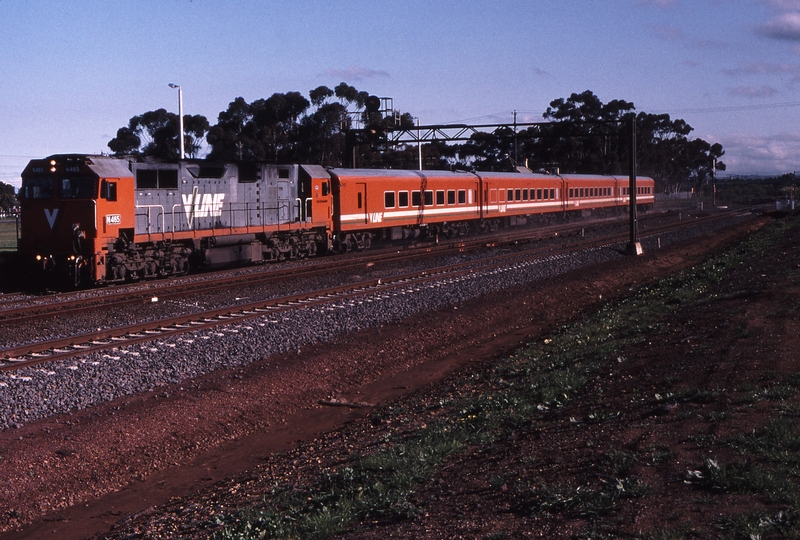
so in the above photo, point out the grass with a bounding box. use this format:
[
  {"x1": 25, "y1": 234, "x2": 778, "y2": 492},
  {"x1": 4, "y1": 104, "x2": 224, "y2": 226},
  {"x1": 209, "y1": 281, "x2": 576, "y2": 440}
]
[
  {"x1": 0, "y1": 219, "x2": 17, "y2": 251},
  {"x1": 209, "y1": 214, "x2": 800, "y2": 539}
]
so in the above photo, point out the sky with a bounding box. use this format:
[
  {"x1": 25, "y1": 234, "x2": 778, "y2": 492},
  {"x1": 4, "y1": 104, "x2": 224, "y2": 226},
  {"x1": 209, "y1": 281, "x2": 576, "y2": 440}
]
[{"x1": 2, "y1": 0, "x2": 800, "y2": 188}]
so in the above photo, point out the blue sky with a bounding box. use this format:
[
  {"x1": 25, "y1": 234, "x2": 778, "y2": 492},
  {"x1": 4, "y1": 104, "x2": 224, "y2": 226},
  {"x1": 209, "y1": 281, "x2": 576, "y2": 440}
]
[{"x1": 2, "y1": 0, "x2": 800, "y2": 188}]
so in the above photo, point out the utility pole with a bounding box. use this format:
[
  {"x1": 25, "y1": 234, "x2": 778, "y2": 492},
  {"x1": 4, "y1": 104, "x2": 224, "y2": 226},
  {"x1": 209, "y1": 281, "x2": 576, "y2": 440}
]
[
  {"x1": 417, "y1": 117, "x2": 422, "y2": 170},
  {"x1": 513, "y1": 110, "x2": 518, "y2": 167},
  {"x1": 626, "y1": 115, "x2": 642, "y2": 256}
]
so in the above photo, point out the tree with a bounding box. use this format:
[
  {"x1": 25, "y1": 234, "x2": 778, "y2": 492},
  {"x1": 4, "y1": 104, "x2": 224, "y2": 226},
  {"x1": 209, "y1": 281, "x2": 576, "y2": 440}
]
[
  {"x1": 455, "y1": 128, "x2": 518, "y2": 171},
  {"x1": 207, "y1": 93, "x2": 310, "y2": 162},
  {"x1": 108, "y1": 109, "x2": 209, "y2": 159},
  {"x1": 0, "y1": 182, "x2": 16, "y2": 212},
  {"x1": 206, "y1": 97, "x2": 254, "y2": 161},
  {"x1": 527, "y1": 90, "x2": 635, "y2": 174},
  {"x1": 309, "y1": 85, "x2": 334, "y2": 107}
]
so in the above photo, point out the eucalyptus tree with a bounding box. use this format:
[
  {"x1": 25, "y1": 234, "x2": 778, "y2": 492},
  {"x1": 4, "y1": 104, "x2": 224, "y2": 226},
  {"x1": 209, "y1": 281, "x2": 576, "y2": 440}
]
[{"x1": 108, "y1": 109, "x2": 209, "y2": 159}]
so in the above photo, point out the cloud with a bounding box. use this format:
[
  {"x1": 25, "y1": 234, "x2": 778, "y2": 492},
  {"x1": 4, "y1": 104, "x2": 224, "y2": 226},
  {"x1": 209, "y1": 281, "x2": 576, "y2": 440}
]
[
  {"x1": 724, "y1": 61, "x2": 800, "y2": 81},
  {"x1": 766, "y1": 0, "x2": 800, "y2": 11},
  {"x1": 721, "y1": 132, "x2": 800, "y2": 174},
  {"x1": 757, "y1": 11, "x2": 800, "y2": 41},
  {"x1": 729, "y1": 85, "x2": 779, "y2": 98},
  {"x1": 323, "y1": 66, "x2": 390, "y2": 81}
]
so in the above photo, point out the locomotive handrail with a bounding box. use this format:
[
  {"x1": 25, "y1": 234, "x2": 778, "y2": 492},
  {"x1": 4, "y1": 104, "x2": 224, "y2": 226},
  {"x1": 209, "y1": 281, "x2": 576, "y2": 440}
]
[
  {"x1": 171, "y1": 203, "x2": 182, "y2": 234},
  {"x1": 296, "y1": 198, "x2": 304, "y2": 223},
  {"x1": 136, "y1": 204, "x2": 165, "y2": 235}
]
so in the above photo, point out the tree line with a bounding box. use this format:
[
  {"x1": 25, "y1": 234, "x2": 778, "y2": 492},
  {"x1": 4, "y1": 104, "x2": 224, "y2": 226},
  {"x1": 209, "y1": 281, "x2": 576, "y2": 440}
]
[{"x1": 109, "y1": 86, "x2": 724, "y2": 194}]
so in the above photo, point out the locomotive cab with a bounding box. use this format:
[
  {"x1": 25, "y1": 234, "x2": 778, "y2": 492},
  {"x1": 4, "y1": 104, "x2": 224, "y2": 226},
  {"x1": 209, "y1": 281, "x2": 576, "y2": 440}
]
[{"x1": 18, "y1": 155, "x2": 134, "y2": 288}]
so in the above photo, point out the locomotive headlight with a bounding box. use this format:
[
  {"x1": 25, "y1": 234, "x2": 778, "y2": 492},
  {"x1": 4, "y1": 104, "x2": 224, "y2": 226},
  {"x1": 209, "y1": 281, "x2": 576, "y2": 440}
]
[
  {"x1": 35, "y1": 255, "x2": 42, "y2": 261},
  {"x1": 49, "y1": 159, "x2": 57, "y2": 173}
]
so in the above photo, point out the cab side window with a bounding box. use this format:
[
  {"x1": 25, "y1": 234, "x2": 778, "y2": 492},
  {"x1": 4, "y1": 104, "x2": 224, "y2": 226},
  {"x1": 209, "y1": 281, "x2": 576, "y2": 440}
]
[{"x1": 101, "y1": 180, "x2": 117, "y2": 201}]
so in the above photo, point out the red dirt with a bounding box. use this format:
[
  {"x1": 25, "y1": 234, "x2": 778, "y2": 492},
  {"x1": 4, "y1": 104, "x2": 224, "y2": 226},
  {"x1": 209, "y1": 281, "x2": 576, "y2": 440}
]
[{"x1": 1, "y1": 212, "x2": 791, "y2": 539}]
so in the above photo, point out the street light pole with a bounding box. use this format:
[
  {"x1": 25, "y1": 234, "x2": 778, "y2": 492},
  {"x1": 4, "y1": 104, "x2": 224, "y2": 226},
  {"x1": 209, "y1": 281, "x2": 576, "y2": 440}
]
[
  {"x1": 416, "y1": 117, "x2": 422, "y2": 170},
  {"x1": 168, "y1": 83, "x2": 185, "y2": 160}
]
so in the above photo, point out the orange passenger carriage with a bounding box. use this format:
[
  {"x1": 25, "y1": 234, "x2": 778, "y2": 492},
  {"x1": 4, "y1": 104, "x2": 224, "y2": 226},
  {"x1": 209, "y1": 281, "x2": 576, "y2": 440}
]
[
  {"x1": 478, "y1": 171, "x2": 565, "y2": 228},
  {"x1": 561, "y1": 174, "x2": 654, "y2": 214},
  {"x1": 328, "y1": 169, "x2": 480, "y2": 249}
]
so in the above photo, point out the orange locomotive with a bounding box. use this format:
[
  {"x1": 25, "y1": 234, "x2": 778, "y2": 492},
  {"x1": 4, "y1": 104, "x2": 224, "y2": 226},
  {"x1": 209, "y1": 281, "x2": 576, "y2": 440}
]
[{"x1": 18, "y1": 155, "x2": 654, "y2": 287}]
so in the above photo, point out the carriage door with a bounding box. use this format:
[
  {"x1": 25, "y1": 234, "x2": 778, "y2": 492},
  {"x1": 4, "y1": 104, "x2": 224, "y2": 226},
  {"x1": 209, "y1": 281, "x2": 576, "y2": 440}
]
[{"x1": 357, "y1": 183, "x2": 368, "y2": 224}]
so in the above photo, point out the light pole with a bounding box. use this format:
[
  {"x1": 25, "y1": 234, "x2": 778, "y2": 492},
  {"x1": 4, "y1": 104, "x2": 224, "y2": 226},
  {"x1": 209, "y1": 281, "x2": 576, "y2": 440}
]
[
  {"x1": 168, "y1": 83, "x2": 185, "y2": 160},
  {"x1": 415, "y1": 117, "x2": 422, "y2": 170}
]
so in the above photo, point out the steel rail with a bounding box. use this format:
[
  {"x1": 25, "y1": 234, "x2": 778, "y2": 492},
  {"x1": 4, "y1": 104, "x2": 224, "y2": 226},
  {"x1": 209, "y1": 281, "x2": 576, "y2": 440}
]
[{"x1": 0, "y1": 208, "x2": 757, "y2": 373}]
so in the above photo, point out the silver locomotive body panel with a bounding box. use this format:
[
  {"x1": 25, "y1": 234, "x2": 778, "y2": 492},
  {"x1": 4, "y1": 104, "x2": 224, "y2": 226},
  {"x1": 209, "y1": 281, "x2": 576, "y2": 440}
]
[{"x1": 132, "y1": 162, "x2": 302, "y2": 236}]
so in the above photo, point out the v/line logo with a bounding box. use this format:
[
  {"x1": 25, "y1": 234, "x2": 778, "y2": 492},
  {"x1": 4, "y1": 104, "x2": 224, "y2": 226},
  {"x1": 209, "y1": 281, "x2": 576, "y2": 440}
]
[
  {"x1": 44, "y1": 208, "x2": 59, "y2": 229},
  {"x1": 182, "y1": 186, "x2": 225, "y2": 227}
]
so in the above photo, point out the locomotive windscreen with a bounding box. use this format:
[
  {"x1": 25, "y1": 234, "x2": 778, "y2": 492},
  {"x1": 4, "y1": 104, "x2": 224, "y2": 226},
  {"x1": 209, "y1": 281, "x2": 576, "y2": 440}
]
[
  {"x1": 59, "y1": 176, "x2": 97, "y2": 199},
  {"x1": 22, "y1": 177, "x2": 54, "y2": 199}
]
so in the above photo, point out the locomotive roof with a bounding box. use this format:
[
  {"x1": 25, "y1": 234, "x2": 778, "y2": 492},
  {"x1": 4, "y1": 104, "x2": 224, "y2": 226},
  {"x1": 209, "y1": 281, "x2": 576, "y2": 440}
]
[{"x1": 44, "y1": 154, "x2": 133, "y2": 179}]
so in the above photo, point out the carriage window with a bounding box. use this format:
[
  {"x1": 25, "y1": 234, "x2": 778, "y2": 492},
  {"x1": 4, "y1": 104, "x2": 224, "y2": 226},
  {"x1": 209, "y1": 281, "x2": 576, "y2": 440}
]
[
  {"x1": 436, "y1": 190, "x2": 445, "y2": 205},
  {"x1": 522, "y1": 189, "x2": 528, "y2": 201},
  {"x1": 384, "y1": 191, "x2": 395, "y2": 209},
  {"x1": 411, "y1": 191, "x2": 421, "y2": 207},
  {"x1": 513, "y1": 188, "x2": 520, "y2": 201},
  {"x1": 458, "y1": 189, "x2": 466, "y2": 204},
  {"x1": 507, "y1": 189, "x2": 513, "y2": 201},
  {"x1": 424, "y1": 190, "x2": 433, "y2": 206},
  {"x1": 399, "y1": 191, "x2": 409, "y2": 207},
  {"x1": 60, "y1": 176, "x2": 97, "y2": 199},
  {"x1": 357, "y1": 192, "x2": 363, "y2": 209},
  {"x1": 489, "y1": 189, "x2": 497, "y2": 203},
  {"x1": 22, "y1": 177, "x2": 54, "y2": 199},
  {"x1": 448, "y1": 190, "x2": 456, "y2": 204}
]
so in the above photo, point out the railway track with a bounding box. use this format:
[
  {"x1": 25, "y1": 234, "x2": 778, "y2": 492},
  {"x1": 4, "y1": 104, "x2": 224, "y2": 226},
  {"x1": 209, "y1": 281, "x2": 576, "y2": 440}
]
[
  {"x1": 0, "y1": 213, "x2": 616, "y2": 317},
  {"x1": 0, "y1": 207, "x2": 756, "y2": 372},
  {"x1": 0, "y1": 209, "x2": 718, "y2": 325}
]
